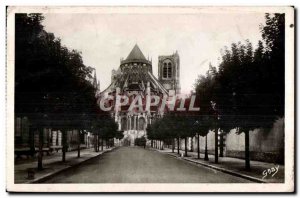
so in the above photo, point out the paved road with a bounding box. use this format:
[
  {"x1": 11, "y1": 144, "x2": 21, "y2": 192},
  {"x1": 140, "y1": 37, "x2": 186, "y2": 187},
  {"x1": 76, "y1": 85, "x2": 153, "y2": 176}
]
[{"x1": 43, "y1": 147, "x2": 253, "y2": 183}]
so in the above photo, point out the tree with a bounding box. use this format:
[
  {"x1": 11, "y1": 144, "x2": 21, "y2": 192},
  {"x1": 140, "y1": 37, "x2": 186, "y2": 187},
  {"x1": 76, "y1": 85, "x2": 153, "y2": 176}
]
[
  {"x1": 193, "y1": 115, "x2": 211, "y2": 159},
  {"x1": 115, "y1": 130, "x2": 125, "y2": 146},
  {"x1": 194, "y1": 70, "x2": 217, "y2": 162},
  {"x1": 97, "y1": 114, "x2": 118, "y2": 149},
  {"x1": 163, "y1": 97, "x2": 200, "y2": 157},
  {"x1": 260, "y1": 13, "x2": 285, "y2": 118},
  {"x1": 15, "y1": 13, "x2": 99, "y2": 167},
  {"x1": 135, "y1": 136, "x2": 147, "y2": 148},
  {"x1": 209, "y1": 14, "x2": 284, "y2": 169},
  {"x1": 215, "y1": 41, "x2": 257, "y2": 169},
  {"x1": 15, "y1": 14, "x2": 49, "y2": 169}
]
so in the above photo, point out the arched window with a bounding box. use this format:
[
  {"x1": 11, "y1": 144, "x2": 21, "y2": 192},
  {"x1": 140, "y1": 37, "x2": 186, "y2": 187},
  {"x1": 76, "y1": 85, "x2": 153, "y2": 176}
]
[
  {"x1": 162, "y1": 60, "x2": 172, "y2": 79},
  {"x1": 138, "y1": 117, "x2": 145, "y2": 131},
  {"x1": 163, "y1": 63, "x2": 168, "y2": 78},
  {"x1": 131, "y1": 116, "x2": 135, "y2": 130},
  {"x1": 121, "y1": 117, "x2": 127, "y2": 131},
  {"x1": 167, "y1": 62, "x2": 172, "y2": 78}
]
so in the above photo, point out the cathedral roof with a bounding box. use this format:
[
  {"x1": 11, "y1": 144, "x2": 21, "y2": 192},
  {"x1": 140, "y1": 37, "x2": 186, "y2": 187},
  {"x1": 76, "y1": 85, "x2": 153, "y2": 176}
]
[
  {"x1": 101, "y1": 69, "x2": 168, "y2": 96},
  {"x1": 125, "y1": 44, "x2": 147, "y2": 61},
  {"x1": 101, "y1": 44, "x2": 168, "y2": 96}
]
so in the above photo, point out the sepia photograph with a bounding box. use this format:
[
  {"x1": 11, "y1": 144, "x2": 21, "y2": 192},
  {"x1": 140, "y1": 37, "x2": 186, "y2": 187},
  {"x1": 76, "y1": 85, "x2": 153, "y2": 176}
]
[{"x1": 6, "y1": 6, "x2": 294, "y2": 192}]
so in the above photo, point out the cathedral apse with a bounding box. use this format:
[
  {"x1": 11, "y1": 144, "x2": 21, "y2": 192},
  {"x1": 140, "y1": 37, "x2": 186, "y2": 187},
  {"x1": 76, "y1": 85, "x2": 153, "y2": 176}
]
[{"x1": 100, "y1": 44, "x2": 181, "y2": 146}]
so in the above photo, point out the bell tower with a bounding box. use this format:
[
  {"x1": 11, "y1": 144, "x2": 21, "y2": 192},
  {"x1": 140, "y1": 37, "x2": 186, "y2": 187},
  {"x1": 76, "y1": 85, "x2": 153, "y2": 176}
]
[{"x1": 158, "y1": 51, "x2": 181, "y2": 94}]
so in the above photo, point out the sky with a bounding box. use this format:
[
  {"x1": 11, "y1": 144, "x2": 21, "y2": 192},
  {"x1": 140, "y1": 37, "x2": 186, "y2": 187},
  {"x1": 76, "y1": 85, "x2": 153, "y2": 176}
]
[{"x1": 42, "y1": 12, "x2": 266, "y2": 94}]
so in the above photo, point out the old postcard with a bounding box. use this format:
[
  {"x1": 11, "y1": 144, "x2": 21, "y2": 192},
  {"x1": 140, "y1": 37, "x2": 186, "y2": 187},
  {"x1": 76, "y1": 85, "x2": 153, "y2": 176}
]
[{"x1": 6, "y1": 6, "x2": 294, "y2": 192}]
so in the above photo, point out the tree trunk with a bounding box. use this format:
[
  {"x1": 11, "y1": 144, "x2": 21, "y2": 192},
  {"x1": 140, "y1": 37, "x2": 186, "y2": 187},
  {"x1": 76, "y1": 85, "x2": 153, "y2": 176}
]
[
  {"x1": 184, "y1": 137, "x2": 188, "y2": 157},
  {"x1": 94, "y1": 134, "x2": 97, "y2": 152},
  {"x1": 190, "y1": 137, "x2": 193, "y2": 152},
  {"x1": 77, "y1": 130, "x2": 81, "y2": 158},
  {"x1": 37, "y1": 128, "x2": 43, "y2": 170},
  {"x1": 204, "y1": 134, "x2": 209, "y2": 161},
  {"x1": 101, "y1": 138, "x2": 104, "y2": 151},
  {"x1": 177, "y1": 137, "x2": 180, "y2": 155},
  {"x1": 197, "y1": 133, "x2": 200, "y2": 159},
  {"x1": 62, "y1": 129, "x2": 66, "y2": 162},
  {"x1": 219, "y1": 131, "x2": 224, "y2": 157},
  {"x1": 99, "y1": 135, "x2": 101, "y2": 151},
  {"x1": 245, "y1": 130, "x2": 250, "y2": 170},
  {"x1": 98, "y1": 135, "x2": 100, "y2": 151},
  {"x1": 97, "y1": 135, "x2": 99, "y2": 149},
  {"x1": 151, "y1": 140, "x2": 153, "y2": 148},
  {"x1": 215, "y1": 128, "x2": 218, "y2": 164},
  {"x1": 172, "y1": 138, "x2": 175, "y2": 153},
  {"x1": 29, "y1": 128, "x2": 35, "y2": 157},
  {"x1": 95, "y1": 134, "x2": 98, "y2": 152}
]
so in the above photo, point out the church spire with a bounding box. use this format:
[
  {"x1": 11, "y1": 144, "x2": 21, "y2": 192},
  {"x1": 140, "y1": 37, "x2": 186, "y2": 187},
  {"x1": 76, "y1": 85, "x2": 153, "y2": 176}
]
[{"x1": 125, "y1": 44, "x2": 147, "y2": 61}]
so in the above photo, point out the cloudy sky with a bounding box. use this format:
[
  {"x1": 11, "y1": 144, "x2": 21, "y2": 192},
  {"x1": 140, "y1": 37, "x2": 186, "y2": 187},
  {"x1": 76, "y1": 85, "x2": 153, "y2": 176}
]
[{"x1": 42, "y1": 12, "x2": 266, "y2": 94}]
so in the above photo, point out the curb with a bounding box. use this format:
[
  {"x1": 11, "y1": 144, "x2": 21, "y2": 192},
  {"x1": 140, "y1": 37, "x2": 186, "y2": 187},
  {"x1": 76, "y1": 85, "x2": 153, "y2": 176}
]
[
  {"x1": 26, "y1": 147, "x2": 116, "y2": 184},
  {"x1": 159, "y1": 150, "x2": 267, "y2": 183}
]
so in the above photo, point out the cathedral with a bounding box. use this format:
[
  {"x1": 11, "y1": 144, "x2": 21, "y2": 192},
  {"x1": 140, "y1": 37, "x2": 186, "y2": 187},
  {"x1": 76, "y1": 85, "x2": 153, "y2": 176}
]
[{"x1": 100, "y1": 44, "x2": 180, "y2": 145}]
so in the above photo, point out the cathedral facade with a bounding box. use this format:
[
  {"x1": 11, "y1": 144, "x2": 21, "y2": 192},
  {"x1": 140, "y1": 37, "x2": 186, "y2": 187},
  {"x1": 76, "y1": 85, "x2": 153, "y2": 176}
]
[{"x1": 100, "y1": 45, "x2": 180, "y2": 145}]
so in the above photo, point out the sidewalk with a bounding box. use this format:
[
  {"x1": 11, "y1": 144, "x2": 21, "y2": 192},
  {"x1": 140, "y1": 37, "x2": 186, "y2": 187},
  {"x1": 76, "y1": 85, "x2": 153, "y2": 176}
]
[
  {"x1": 154, "y1": 148, "x2": 284, "y2": 183},
  {"x1": 15, "y1": 147, "x2": 116, "y2": 183}
]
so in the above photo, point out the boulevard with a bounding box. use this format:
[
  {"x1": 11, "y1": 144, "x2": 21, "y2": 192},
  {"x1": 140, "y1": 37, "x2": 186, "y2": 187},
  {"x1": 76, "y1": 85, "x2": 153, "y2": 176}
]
[{"x1": 42, "y1": 147, "x2": 253, "y2": 183}]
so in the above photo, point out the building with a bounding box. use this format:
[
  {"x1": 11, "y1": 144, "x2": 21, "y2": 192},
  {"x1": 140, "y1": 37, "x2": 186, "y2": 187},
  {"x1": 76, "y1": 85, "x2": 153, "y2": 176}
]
[
  {"x1": 100, "y1": 44, "x2": 180, "y2": 145},
  {"x1": 158, "y1": 51, "x2": 181, "y2": 94}
]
